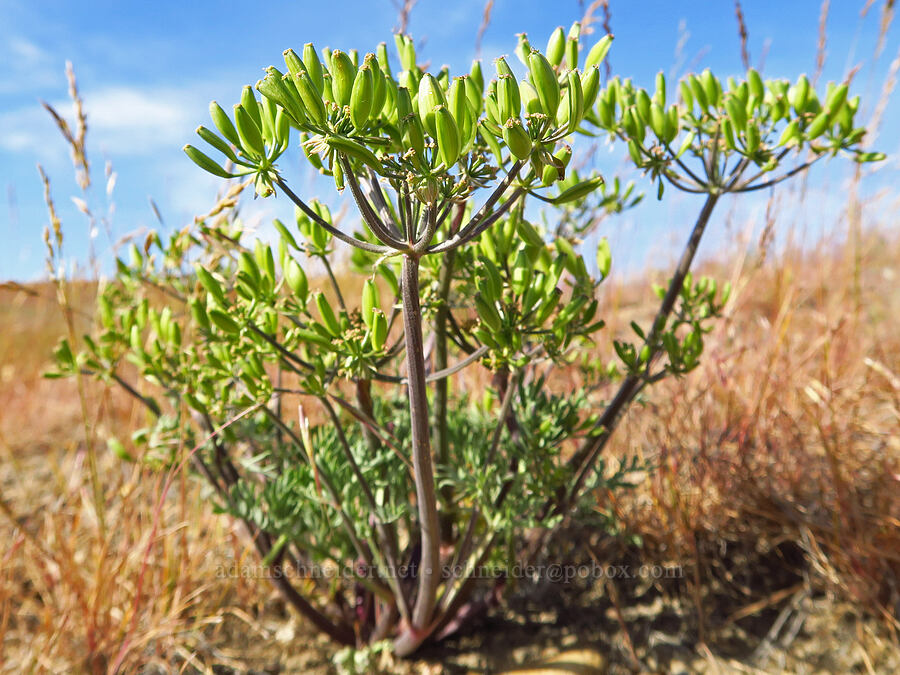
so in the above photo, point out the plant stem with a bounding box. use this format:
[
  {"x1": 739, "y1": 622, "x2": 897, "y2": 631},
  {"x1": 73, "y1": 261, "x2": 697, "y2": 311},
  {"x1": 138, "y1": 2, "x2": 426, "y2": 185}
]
[
  {"x1": 563, "y1": 191, "x2": 721, "y2": 508},
  {"x1": 394, "y1": 254, "x2": 441, "y2": 657}
]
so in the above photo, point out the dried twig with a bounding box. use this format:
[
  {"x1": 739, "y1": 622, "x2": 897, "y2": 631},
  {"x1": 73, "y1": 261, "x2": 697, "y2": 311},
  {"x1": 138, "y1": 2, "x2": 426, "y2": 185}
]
[{"x1": 474, "y1": 0, "x2": 494, "y2": 58}]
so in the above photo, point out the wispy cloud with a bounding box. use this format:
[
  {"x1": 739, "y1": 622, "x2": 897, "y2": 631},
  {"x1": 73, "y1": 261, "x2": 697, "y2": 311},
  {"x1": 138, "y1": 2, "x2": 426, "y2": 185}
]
[
  {"x1": 0, "y1": 84, "x2": 203, "y2": 158},
  {"x1": 0, "y1": 36, "x2": 61, "y2": 95}
]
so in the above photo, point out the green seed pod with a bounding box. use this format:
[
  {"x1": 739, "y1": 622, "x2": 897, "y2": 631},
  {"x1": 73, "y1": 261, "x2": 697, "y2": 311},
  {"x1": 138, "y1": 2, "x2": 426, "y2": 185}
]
[
  {"x1": 321, "y1": 72, "x2": 334, "y2": 104},
  {"x1": 503, "y1": 118, "x2": 532, "y2": 159},
  {"x1": 258, "y1": 95, "x2": 277, "y2": 144},
  {"x1": 293, "y1": 71, "x2": 327, "y2": 125},
  {"x1": 325, "y1": 135, "x2": 382, "y2": 172},
  {"x1": 303, "y1": 43, "x2": 325, "y2": 92},
  {"x1": 284, "y1": 259, "x2": 308, "y2": 300},
  {"x1": 626, "y1": 139, "x2": 643, "y2": 166},
  {"x1": 232, "y1": 104, "x2": 266, "y2": 158},
  {"x1": 777, "y1": 119, "x2": 801, "y2": 146},
  {"x1": 195, "y1": 264, "x2": 227, "y2": 308},
  {"x1": 649, "y1": 102, "x2": 668, "y2": 141},
  {"x1": 725, "y1": 94, "x2": 747, "y2": 134},
  {"x1": 394, "y1": 34, "x2": 416, "y2": 71},
  {"x1": 584, "y1": 34, "x2": 613, "y2": 70},
  {"x1": 805, "y1": 110, "x2": 830, "y2": 140},
  {"x1": 464, "y1": 73, "x2": 483, "y2": 116},
  {"x1": 635, "y1": 89, "x2": 652, "y2": 125},
  {"x1": 370, "y1": 309, "x2": 388, "y2": 351},
  {"x1": 239, "y1": 251, "x2": 260, "y2": 291},
  {"x1": 689, "y1": 74, "x2": 709, "y2": 111},
  {"x1": 535, "y1": 287, "x2": 562, "y2": 324},
  {"x1": 478, "y1": 229, "x2": 499, "y2": 262},
  {"x1": 516, "y1": 32, "x2": 532, "y2": 65},
  {"x1": 772, "y1": 93, "x2": 789, "y2": 122},
  {"x1": 475, "y1": 293, "x2": 503, "y2": 332},
  {"x1": 596, "y1": 90, "x2": 615, "y2": 128},
  {"x1": 511, "y1": 250, "x2": 531, "y2": 295},
  {"x1": 434, "y1": 104, "x2": 461, "y2": 166},
  {"x1": 580, "y1": 65, "x2": 601, "y2": 111},
  {"x1": 195, "y1": 126, "x2": 238, "y2": 163},
  {"x1": 546, "y1": 26, "x2": 566, "y2": 67},
  {"x1": 367, "y1": 57, "x2": 387, "y2": 120},
  {"x1": 517, "y1": 218, "x2": 544, "y2": 248},
  {"x1": 744, "y1": 123, "x2": 760, "y2": 153},
  {"x1": 665, "y1": 106, "x2": 678, "y2": 144},
  {"x1": 679, "y1": 80, "x2": 694, "y2": 110},
  {"x1": 700, "y1": 69, "x2": 719, "y2": 108},
  {"x1": 417, "y1": 73, "x2": 446, "y2": 137},
  {"x1": 314, "y1": 291, "x2": 342, "y2": 337},
  {"x1": 361, "y1": 278, "x2": 378, "y2": 328},
  {"x1": 240, "y1": 85, "x2": 262, "y2": 130},
  {"x1": 449, "y1": 76, "x2": 473, "y2": 138},
  {"x1": 415, "y1": 175, "x2": 440, "y2": 204},
  {"x1": 382, "y1": 75, "x2": 399, "y2": 123},
  {"x1": 397, "y1": 82, "x2": 413, "y2": 118},
  {"x1": 675, "y1": 130, "x2": 695, "y2": 157},
  {"x1": 597, "y1": 237, "x2": 611, "y2": 279},
  {"x1": 654, "y1": 71, "x2": 666, "y2": 106},
  {"x1": 565, "y1": 36, "x2": 579, "y2": 71},
  {"x1": 495, "y1": 55, "x2": 515, "y2": 79},
  {"x1": 330, "y1": 50, "x2": 356, "y2": 107},
  {"x1": 541, "y1": 143, "x2": 572, "y2": 185},
  {"x1": 561, "y1": 70, "x2": 584, "y2": 134},
  {"x1": 825, "y1": 82, "x2": 848, "y2": 120},
  {"x1": 522, "y1": 272, "x2": 545, "y2": 314},
  {"x1": 376, "y1": 42, "x2": 392, "y2": 76},
  {"x1": 720, "y1": 116, "x2": 735, "y2": 150},
  {"x1": 257, "y1": 68, "x2": 305, "y2": 127},
  {"x1": 189, "y1": 296, "x2": 211, "y2": 331},
  {"x1": 399, "y1": 88, "x2": 426, "y2": 158},
  {"x1": 350, "y1": 64, "x2": 375, "y2": 129},
  {"x1": 497, "y1": 74, "x2": 521, "y2": 123},
  {"x1": 331, "y1": 151, "x2": 344, "y2": 190},
  {"x1": 470, "y1": 59, "x2": 484, "y2": 93},
  {"x1": 209, "y1": 101, "x2": 241, "y2": 148},
  {"x1": 836, "y1": 100, "x2": 853, "y2": 132},
  {"x1": 520, "y1": 79, "x2": 542, "y2": 115},
  {"x1": 528, "y1": 50, "x2": 560, "y2": 118},
  {"x1": 479, "y1": 257, "x2": 503, "y2": 301},
  {"x1": 747, "y1": 68, "x2": 764, "y2": 100},
  {"x1": 209, "y1": 309, "x2": 240, "y2": 335},
  {"x1": 483, "y1": 94, "x2": 502, "y2": 135},
  {"x1": 552, "y1": 174, "x2": 603, "y2": 204},
  {"x1": 283, "y1": 49, "x2": 306, "y2": 78}
]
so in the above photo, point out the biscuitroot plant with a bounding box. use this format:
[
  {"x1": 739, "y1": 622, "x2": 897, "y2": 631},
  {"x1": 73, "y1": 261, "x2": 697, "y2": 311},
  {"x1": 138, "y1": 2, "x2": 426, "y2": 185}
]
[{"x1": 53, "y1": 23, "x2": 881, "y2": 657}]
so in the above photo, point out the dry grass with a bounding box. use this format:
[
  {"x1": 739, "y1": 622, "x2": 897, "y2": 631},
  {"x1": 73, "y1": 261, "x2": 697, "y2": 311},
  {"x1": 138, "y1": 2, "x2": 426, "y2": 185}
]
[
  {"x1": 601, "y1": 223, "x2": 900, "y2": 645},
  {"x1": 2, "y1": 218, "x2": 898, "y2": 671},
  {"x1": 0, "y1": 285, "x2": 275, "y2": 672}
]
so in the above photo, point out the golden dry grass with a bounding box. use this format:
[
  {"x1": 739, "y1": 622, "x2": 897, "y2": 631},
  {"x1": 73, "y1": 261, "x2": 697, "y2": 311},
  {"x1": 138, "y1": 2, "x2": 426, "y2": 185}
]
[{"x1": 610, "y1": 225, "x2": 900, "y2": 635}]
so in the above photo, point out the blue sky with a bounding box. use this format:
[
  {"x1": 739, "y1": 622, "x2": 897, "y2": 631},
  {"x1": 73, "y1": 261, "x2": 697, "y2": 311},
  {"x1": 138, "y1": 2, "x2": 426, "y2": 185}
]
[{"x1": 1, "y1": 0, "x2": 898, "y2": 281}]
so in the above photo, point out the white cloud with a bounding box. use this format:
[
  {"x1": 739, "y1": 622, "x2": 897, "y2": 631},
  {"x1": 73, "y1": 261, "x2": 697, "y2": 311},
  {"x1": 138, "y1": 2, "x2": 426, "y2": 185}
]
[
  {"x1": 0, "y1": 36, "x2": 60, "y2": 94},
  {"x1": 0, "y1": 84, "x2": 201, "y2": 158},
  {"x1": 85, "y1": 86, "x2": 196, "y2": 154}
]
